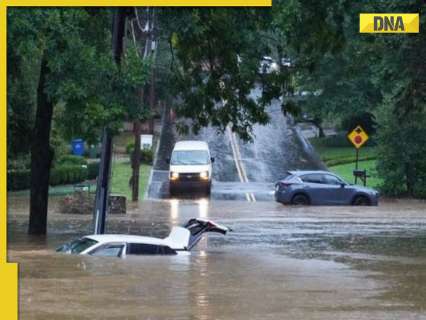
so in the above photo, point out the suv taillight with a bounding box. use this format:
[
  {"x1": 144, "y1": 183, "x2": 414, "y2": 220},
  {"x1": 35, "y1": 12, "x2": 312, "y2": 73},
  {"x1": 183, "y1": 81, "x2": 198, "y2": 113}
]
[
  {"x1": 282, "y1": 182, "x2": 293, "y2": 187},
  {"x1": 276, "y1": 182, "x2": 292, "y2": 191}
]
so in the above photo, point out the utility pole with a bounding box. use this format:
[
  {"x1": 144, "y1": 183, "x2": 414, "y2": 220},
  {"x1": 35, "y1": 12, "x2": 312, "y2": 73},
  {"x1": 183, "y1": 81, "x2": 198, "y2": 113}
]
[
  {"x1": 148, "y1": 12, "x2": 157, "y2": 134},
  {"x1": 130, "y1": 7, "x2": 157, "y2": 201},
  {"x1": 93, "y1": 8, "x2": 127, "y2": 234}
]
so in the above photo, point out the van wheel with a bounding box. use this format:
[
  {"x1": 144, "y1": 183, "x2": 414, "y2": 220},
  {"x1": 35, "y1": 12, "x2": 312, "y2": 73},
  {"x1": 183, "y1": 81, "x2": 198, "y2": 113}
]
[
  {"x1": 352, "y1": 195, "x2": 370, "y2": 206},
  {"x1": 291, "y1": 194, "x2": 310, "y2": 205}
]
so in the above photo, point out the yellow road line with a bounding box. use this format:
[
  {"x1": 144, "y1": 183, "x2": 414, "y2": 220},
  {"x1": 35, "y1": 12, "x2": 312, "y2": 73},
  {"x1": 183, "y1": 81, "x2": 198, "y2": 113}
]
[{"x1": 227, "y1": 125, "x2": 256, "y2": 202}]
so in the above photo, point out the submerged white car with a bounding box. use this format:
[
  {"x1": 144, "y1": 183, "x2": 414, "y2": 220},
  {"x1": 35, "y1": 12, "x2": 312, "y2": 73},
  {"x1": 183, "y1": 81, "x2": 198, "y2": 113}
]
[{"x1": 56, "y1": 219, "x2": 230, "y2": 257}]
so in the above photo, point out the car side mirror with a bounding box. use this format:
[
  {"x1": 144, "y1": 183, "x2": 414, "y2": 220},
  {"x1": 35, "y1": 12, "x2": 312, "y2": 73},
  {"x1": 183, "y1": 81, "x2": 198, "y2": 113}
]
[
  {"x1": 166, "y1": 157, "x2": 170, "y2": 164},
  {"x1": 340, "y1": 183, "x2": 346, "y2": 188},
  {"x1": 211, "y1": 157, "x2": 215, "y2": 163}
]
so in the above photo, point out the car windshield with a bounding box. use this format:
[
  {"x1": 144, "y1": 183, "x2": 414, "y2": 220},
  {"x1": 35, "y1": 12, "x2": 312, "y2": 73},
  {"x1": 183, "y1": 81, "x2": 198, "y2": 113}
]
[
  {"x1": 57, "y1": 238, "x2": 98, "y2": 254},
  {"x1": 171, "y1": 150, "x2": 209, "y2": 165}
]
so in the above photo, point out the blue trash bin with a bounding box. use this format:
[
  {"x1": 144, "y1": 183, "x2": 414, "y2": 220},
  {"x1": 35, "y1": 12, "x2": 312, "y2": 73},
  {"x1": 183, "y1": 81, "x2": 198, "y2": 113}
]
[{"x1": 71, "y1": 138, "x2": 85, "y2": 156}]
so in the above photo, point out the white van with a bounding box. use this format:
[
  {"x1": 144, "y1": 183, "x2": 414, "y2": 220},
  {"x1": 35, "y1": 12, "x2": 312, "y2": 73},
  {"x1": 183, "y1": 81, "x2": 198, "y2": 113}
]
[{"x1": 168, "y1": 141, "x2": 214, "y2": 195}]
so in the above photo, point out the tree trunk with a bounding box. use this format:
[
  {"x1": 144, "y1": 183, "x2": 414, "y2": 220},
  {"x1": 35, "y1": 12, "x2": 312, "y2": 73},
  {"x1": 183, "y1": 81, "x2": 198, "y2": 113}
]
[
  {"x1": 130, "y1": 8, "x2": 156, "y2": 201},
  {"x1": 28, "y1": 53, "x2": 54, "y2": 235},
  {"x1": 405, "y1": 162, "x2": 415, "y2": 196},
  {"x1": 131, "y1": 118, "x2": 141, "y2": 201},
  {"x1": 149, "y1": 62, "x2": 156, "y2": 133},
  {"x1": 112, "y1": 9, "x2": 127, "y2": 66}
]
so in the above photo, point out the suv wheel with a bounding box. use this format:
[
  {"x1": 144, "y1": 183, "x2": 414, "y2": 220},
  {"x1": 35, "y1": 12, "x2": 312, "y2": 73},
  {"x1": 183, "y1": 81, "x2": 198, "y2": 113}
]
[
  {"x1": 352, "y1": 195, "x2": 370, "y2": 206},
  {"x1": 291, "y1": 194, "x2": 309, "y2": 205}
]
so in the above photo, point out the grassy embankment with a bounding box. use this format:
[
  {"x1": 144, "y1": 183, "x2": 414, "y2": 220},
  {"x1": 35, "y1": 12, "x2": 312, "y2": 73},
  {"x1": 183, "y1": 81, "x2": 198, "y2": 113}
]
[
  {"x1": 110, "y1": 131, "x2": 152, "y2": 199},
  {"x1": 310, "y1": 135, "x2": 382, "y2": 189},
  {"x1": 110, "y1": 161, "x2": 151, "y2": 199}
]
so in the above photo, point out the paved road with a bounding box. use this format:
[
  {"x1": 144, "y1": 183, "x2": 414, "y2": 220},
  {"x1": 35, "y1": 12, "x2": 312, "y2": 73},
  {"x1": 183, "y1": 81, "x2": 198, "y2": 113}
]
[{"x1": 148, "y1": 90, "x2": 325, "y2": 201}]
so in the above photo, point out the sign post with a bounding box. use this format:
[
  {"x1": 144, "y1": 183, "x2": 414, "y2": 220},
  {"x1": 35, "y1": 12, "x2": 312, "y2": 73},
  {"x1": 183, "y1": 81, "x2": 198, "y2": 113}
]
[{"x1": 347, "y1": 125, "x2": 369, "y2": 184}]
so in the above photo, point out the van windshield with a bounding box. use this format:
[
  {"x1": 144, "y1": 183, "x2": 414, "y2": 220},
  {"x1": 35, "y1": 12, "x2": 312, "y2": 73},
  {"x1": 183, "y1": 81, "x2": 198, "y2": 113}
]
[{"x1": 171, "y1": 150, "x2": 210, "y2": 165}]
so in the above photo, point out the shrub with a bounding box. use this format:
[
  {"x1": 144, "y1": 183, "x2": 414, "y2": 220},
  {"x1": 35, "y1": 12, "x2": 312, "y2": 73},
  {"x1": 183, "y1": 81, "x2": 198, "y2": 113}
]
[
  {"x1": 326, "y1": 155, "x2": 377, "y2": 167},
  {"x1": 8, "y1": 156, "x2": 30, "y2": 171},
  {"x1": 51, "y1": 132, "x2": 72, "y2": 163},
  {"x1": 376, "y1": 105, "x2": 426, "y2": 198},
  {"x1": 126, "y1": 143, "x2": 153, "y2": 164},
  {"x1": 140, "y1": 149, "x2": 153, "y2": 164},
  {"x1": 56, "y1": 155, "x2": 87, "y2": 166},
  {"x1": 8, "y1": 164, "x2": 90, "y2": 191},
  {"x1": 126, "y1": 142, "x2": 134, "y2": 155},
  {"x1": 87, "y1": 161, "x2": 100, "y2": 180},
  {"x1": 50, "y1": 165, "x2": 88, "y2": 186}
]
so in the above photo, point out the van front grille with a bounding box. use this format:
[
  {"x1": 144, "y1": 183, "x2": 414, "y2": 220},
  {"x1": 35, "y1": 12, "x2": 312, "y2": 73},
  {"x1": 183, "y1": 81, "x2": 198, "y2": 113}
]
[{"x1": 179, "y1": 173, "x2": 200, "y2": 181}]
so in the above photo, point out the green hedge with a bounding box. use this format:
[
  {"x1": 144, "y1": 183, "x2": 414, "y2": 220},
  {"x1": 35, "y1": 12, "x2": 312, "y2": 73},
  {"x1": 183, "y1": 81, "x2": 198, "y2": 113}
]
[
  {"x1": 324, "y1": 155, "x2": 378, "y2": 167},
  {"x1": 8, "y1": 164, "x2": 90, "y2": 191},
  {"x1": 50, "y1": 165, "x2": 88, "y2": 186},
  {"x1": 56, "y1": 155, "x2": 87, "y2": 166}
]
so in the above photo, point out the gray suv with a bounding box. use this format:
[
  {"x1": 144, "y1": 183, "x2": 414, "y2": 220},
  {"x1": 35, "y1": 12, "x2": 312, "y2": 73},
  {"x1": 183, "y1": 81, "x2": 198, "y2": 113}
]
[{"x1": 275, "y1": 171, "x2": 379, "y2": 206}]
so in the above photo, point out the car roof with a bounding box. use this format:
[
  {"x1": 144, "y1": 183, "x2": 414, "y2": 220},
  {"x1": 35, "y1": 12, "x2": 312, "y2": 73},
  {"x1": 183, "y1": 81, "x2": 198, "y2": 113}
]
[
  {"x1": 288, "y1": 170, "x2": 334, "y2": 176},
  {"x1": 173, "y1": 140, "x2": 209, "y2": 151},
  {"x1": 83, "y1": 228, "x2": 190, "y2": 250},
  {"x1": 84, "y1": 234, "x2": 166, "y2": 245}
]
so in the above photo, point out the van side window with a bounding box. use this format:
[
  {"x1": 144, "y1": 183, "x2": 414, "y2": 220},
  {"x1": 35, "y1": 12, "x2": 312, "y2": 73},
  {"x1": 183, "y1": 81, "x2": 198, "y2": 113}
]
[{"x1": 127, "y1": 243, "x2": 177, "y2": 255}]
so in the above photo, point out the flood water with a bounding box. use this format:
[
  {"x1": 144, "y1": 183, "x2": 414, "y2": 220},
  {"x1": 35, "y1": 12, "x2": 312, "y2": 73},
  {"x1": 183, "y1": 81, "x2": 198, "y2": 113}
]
[{"x1": 7, "y1": 197, "x2": 426, "y2": 319}]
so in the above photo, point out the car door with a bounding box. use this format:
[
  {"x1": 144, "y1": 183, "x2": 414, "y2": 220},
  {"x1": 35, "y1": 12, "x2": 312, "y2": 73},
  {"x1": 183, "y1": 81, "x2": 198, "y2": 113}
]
[
  {"x1": 300, "y1": 174, "x2": 329, "y2": 204},
  {"x1": 321, "y1": 174, "x2": 352, "y2": 205}
]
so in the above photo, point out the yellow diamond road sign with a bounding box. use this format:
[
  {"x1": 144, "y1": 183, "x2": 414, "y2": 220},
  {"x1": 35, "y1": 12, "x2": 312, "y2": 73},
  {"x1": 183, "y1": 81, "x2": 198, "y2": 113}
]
[{"x1": 348, "y1": 125, "x2": 369, "y2": 149}]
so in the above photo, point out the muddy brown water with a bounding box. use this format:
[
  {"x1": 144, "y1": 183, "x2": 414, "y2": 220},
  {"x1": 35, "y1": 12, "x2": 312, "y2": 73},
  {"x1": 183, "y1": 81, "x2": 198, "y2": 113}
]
[{"x1": 7, "y1": 196, "x2": 426, "y2": 319}]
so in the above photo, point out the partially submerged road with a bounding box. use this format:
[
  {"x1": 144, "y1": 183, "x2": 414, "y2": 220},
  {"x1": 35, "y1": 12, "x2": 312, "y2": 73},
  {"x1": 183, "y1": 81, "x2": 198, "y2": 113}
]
[{"x1": 148, "y1": 94, "x2": 324, "y2": 201}]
